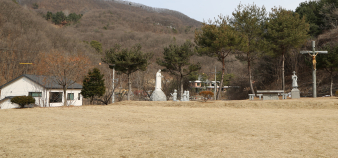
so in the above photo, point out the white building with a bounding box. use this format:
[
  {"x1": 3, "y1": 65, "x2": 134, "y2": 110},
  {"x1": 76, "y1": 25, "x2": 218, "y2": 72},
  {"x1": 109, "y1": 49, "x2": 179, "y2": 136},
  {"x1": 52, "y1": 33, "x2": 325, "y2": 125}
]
[{"x1": 0, "y1": 74, "x2": 83, "y2": 109}]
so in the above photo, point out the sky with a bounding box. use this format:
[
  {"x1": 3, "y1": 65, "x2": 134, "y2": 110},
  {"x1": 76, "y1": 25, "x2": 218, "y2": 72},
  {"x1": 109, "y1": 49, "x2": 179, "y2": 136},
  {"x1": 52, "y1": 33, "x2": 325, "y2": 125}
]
[{"x1": 128, "y1": 0, "x2": 307, "y2": 22}]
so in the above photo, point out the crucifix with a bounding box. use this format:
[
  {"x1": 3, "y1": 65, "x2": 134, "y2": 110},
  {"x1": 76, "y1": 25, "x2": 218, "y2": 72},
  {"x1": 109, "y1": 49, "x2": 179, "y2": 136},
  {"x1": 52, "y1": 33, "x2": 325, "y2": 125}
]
[{"x1": 300, "y1": 41, "x2": 328, "y2": 98}]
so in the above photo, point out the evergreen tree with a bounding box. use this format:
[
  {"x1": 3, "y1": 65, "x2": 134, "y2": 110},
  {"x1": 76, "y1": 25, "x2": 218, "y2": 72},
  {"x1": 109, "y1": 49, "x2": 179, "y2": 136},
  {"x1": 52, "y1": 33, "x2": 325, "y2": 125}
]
[
  {"x1": 265, "y1": 7, "x2": 309, "y2": 92},
  {"x1": 67, "y1": 13, "x2": 83, "y2": 23},
  {"x1": 102, "y1": 44, "x2": 153, "y2": 101},
  {"x1": 90, "y1": 40, "x2": 102, "y2": 54},
  {"x1": 195, "y1": 16, "x2": 245, "y2": 99},
  {"x1": 316, "y1": 44, "x2": 338, "y2": 96},
  {"x1": 295, "y1": 1, "x2": 324, "y2": 37},
  {"x1": 230, "y1": 3, "x2": 267, "y2": 95},
  {"x1": 156, "y1": 40, "x2": 201, "y2": 99},
  {"x1": 52, "y1": 11, "x2": 66, "y2": 25},
  {"x1": 81, "y1": 68, "x2": 106, "y2": 104},
  {"x1": 46, "y1": 11, "x2": 53, "y2": 20}
]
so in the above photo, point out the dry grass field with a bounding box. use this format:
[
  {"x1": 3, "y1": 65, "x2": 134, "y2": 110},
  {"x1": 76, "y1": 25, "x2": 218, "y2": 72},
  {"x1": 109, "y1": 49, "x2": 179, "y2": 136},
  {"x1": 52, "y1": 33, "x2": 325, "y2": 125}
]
[{"x1": 1, "y1": 98, "x2": 338, "y2": 157}]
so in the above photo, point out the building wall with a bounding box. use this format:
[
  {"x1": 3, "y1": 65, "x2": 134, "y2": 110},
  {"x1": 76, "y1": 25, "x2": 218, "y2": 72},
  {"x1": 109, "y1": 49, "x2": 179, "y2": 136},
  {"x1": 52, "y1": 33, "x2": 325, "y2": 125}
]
[
  {"x1": 0, "y1": 77, "x2": 46, "y2": 106},
  {"x1": 46, "y1": 89, "x2": 82, "y2": 107},
  {"x1": 0, "y1": 77, "x2": 82, "y2": 108},
  {"x1": 0, "y1": 99, "x2": 19, "y2": 109}
]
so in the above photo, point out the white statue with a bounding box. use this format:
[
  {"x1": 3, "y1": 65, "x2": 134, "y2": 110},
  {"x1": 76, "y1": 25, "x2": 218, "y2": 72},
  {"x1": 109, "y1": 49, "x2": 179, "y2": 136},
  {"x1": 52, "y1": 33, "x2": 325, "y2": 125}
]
[
  {"x1": 187, "y1": 91, "x2": 190, "y2": 101},
  {"x1": 155, "y1": 70, "x2": 162, "y2": 90},
  {"x1": 150, "y1": 69, "x2": 167, "y2": 101},
  {"x1": 292, "y1": 71, "x2": 298, "y2": 88},
  {"x1": 181, "y1": 91, "x2": 186, "y2": 101},
  {"x1": 171, "y1": 89, "x2": 177, "y2": 101}
]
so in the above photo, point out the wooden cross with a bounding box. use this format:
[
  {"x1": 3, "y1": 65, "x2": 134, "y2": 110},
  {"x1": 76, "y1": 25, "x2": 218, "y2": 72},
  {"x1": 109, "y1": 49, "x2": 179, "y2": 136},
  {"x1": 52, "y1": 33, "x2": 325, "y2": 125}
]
[{"x1": 300, "y1": 41, "x2": 328, "y2": 98}]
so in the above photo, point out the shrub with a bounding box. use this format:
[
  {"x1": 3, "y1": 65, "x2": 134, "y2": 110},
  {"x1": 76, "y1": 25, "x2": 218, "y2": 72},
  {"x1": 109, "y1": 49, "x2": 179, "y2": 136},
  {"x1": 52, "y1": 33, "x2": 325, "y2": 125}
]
[
  {"x1": 199, "y1": 91, "x2": 214, "y2": 102},
  {"x1": 32, "y1": 3, "x2": 39, "y2": 9},
  {"x1": 11, "y1": 96, "x2": 35, "y2": 108},
  {"x1": 335, "y1": 90, "x2": 338, "y2": 96}
]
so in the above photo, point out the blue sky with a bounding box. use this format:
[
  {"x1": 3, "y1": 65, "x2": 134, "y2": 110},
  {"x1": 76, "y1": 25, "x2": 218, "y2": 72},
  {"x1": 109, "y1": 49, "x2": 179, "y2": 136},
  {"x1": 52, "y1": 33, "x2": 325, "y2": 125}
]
[{"x1": 129, "y1": 0, "x2": 307, "y2": 22}]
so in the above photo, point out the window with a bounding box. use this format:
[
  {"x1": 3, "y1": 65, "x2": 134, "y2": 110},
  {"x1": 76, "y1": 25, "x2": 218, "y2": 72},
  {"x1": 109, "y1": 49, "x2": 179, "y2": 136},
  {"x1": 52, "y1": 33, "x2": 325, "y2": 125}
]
[
  {"x1": 50, "y1": 92, "x2": 62, "y2": 103},
  {"x1": 78, "y1": 93, "x2": 81, "y2": 100},
  {"x1": 29, "y1": 92, "x2": 42, "y2": 97},
  {"x1": 197, "y1": 83, "x2": 201, "y2": 86},
  {"x1": 67, "y1": 93, "x2": 74, "y2": 100}
]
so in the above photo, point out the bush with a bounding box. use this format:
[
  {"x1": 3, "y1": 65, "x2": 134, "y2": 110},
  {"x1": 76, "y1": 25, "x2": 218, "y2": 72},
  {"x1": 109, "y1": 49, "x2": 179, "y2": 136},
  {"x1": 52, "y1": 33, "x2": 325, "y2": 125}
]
[
  {"x1": 335, "y1": 90, "x2": 338, "y2": 96},
  {"x1": 11, "y1": 96, "x2": 35, "y2": 108},
  {"x1": 199, "y1": 91, "x2": 214, "y2": 102}
]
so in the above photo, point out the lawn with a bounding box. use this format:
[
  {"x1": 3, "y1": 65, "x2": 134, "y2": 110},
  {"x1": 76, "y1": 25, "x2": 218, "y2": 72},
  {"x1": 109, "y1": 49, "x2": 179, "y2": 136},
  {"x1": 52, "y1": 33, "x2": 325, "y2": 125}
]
[{"x1": 1, "y1": 98, "x2": 338, "y2": 157}]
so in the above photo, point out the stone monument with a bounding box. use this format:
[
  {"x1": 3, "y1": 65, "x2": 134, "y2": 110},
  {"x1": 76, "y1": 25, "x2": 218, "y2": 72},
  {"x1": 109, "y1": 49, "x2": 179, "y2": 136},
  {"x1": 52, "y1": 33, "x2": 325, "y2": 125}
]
[
  {"x1": 187, "y1": 91, "x2": 190, "y2": 101},
  {"x1": 150, "y1": 70, "x2": 167, "y2": 101},
  {"x1": 291, "y1": 71, "x2": 300, "y2": 99},
  {"x1": 181, "y1": 91, "x2": 186, "y2": 101},
  {"x1": 180, "y1": 90, "x2": 190, "y2": 101},
  {"x1": 171, "y1": 89, "x2": 177, "y2": 101}
]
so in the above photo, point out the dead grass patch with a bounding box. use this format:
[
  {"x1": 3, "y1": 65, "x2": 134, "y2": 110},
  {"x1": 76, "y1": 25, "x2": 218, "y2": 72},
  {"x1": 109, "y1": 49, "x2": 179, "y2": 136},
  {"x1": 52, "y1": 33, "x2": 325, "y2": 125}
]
[{"x1": 0, "y1": 98, "x2": 338, "y2": 157}]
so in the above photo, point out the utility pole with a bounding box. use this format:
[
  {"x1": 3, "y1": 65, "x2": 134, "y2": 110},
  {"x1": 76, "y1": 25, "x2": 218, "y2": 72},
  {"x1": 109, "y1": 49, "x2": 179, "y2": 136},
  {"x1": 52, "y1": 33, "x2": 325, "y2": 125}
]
[
  {"x1": 210, "y1": 66, "x2": 217, "y2": 100},
  {"x1": 112, "y1": 66, "x2": 115, "y2": 103},
  {"x1": 214, "y1": 66, "x2": 216, "y2": 100}
]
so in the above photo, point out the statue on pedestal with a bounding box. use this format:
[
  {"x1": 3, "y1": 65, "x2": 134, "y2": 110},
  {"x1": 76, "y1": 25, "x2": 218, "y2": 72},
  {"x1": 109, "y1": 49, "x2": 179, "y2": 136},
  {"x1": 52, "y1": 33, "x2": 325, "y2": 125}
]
[
  {"x1": 150, "y1": 70, "x2": 167, "y2": 101},
  {"x1": 292, "y1": 71, "x2": 298, "y2": 88},
  {"x1": 291, "y1": 71, "x2": 300, "y2": 99}
]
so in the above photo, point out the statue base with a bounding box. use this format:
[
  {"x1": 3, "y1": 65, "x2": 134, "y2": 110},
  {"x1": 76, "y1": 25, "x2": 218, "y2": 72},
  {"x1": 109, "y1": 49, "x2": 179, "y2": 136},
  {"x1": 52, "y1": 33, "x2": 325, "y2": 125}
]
[
  {"x1": 291, "y1": 88, "x2": 300, "y2": 99},
  {"x1": 150, "y1": 89, "x2": 167, "y2": 101}
]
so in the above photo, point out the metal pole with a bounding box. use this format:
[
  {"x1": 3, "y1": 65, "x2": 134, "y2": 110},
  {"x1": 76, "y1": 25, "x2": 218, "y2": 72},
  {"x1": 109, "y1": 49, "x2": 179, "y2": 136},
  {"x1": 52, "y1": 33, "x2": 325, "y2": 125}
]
[
  {"x1": 312, "y1": 41, "x2": 316, "y2": 98},
  {"x1": 214, "y1": 66, "x2": 216, "y2": 100},
  {"x1": 112, "y1": 67, "x2": 115, "y2": 103}
]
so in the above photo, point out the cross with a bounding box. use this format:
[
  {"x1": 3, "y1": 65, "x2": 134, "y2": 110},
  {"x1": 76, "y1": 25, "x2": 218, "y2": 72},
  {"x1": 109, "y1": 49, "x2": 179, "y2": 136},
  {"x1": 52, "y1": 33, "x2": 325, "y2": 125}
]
[{"x1": 300, "y1": 41, "x2": 328, "y2": 98}]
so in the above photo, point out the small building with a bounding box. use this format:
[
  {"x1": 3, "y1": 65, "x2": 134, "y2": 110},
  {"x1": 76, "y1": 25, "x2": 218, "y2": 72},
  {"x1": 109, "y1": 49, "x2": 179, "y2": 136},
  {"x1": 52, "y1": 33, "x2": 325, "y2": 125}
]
[
  {"x1": 0, "y1": 74, "x2": 83, "y2": 109},
  {"x1": 205, "y1": 80, "x2": 221, "y2": 92},
  {"x1": 189, "y1": 80, "x2": 204, "y2": 93}
]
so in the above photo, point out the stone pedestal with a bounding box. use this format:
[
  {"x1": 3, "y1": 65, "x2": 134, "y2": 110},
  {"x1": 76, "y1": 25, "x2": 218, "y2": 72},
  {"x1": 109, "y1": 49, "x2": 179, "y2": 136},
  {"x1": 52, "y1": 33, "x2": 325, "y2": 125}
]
[
  {"x1": 150, "y1": 90, "x2": 167, "y2": 101},
  {"x1": 262, "y1": 94, "x2": 279, "y2": 100},
  {"x1": 291, "y1": 88, "x2": 300, "y2": 99}
]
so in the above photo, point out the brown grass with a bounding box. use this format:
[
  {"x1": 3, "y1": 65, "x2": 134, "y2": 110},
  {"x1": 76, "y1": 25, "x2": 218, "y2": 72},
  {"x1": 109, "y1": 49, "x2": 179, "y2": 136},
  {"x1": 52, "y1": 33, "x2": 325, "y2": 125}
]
[{"x1": 1, "y1": 98, "x2": 338, "y2": 157}]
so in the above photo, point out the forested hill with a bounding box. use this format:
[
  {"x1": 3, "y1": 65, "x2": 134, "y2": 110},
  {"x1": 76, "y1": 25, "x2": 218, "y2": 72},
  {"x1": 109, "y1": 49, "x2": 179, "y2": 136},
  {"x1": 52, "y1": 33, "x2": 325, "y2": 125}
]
[
  {"x1": 16, "y1": 0, "x2": 203, "y2": 54},
  {"x1": 0, "y1": 0, "x2": 210, "y2": 88},
  {"x1": 17, "y1": 0, "x2": 201, "y2": 27}
]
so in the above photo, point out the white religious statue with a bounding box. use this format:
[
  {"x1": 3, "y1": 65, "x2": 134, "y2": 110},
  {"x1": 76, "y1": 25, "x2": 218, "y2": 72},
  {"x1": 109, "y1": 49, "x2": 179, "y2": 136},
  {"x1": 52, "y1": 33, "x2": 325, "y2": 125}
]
[
  {"x1": 186, "y1": 91, "x2": 190, "y2": 101},
  {"x1": 150, "y1": 69, "x2": 167, "y2": 101},
  {"x1": 292, "y1": 71, "x2": 298, "y2": 88},
  {"x1": 171, "y1": 89, "x2": 177, "y2": 101},
  {"x1": 155, "y1": 69, "x2": 162, "y2": 90}
]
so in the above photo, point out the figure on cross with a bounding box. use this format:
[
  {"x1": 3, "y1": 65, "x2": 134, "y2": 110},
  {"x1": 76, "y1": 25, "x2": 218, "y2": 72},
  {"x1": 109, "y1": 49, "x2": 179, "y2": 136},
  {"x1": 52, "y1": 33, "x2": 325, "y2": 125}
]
[
  {"x1": 309, "y1": 52, "x2": 319, "y2": 70},
  {"x1": 300, "y1": 41, "x2": 328, "y2": 98}
]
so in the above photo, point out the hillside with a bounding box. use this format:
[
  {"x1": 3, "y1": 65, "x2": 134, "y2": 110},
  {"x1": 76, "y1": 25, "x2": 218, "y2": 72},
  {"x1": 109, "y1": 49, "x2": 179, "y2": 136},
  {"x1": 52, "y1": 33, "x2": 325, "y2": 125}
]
[{"x1": 18, "y1": 0, "x2": 207, "y2": 65}]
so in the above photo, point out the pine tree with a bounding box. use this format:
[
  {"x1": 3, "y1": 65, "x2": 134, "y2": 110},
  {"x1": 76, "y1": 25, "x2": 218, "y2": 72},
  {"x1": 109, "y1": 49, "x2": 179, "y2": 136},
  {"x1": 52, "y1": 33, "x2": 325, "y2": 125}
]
[
  {"x1": 230, "y1": 3, "x2": 267, "y2": 95},
  {"x1": 102, "y1": 44, "x2": 153, "y2": 101},
  {"x1": 265, "y1": 7, "x2": 309, "y2": 92},
  {"x1": 81, "y1": 68, "x2": 106, "y2": 104},
  {"x1": 156, "y1": 40, "x2": 201, "y2": 99},
  {"x1": 195, "y1": 16, "x2": 245, "y2": 99}
]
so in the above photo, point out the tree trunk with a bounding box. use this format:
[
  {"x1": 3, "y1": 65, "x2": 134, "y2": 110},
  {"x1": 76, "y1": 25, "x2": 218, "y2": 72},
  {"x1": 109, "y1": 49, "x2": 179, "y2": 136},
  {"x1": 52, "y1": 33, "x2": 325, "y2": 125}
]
[
  {"x1": 330, "y1": 70, "x2": 333, "y2": 97},
  {"x1": 282, "y1": 52, "x2": 285, "y2": 92},
  {"x1": 127, "y1": 73, "x2": 131, "y2": 101},
  {"x1": 248, "y1": 53, "x2": 255, "y2": 95},
  {"x1": 180, "y1": 74, "x2": 183, "y2": 100},
  {"x1": 63, "y1": 69, "x2": 67, "y2": 106},
  {"x1": 63, "y1": 85, "x2": 67, "y2": 106},
  {"x1": 90, "y1": 96, "x2": 94, "y2": 105},
  {"x1": 217, "y1": 58, "x2": 225, "y2": 100}
]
